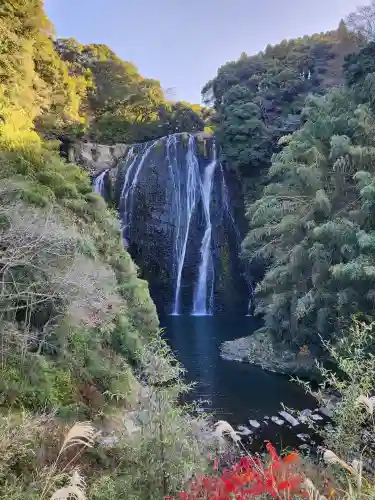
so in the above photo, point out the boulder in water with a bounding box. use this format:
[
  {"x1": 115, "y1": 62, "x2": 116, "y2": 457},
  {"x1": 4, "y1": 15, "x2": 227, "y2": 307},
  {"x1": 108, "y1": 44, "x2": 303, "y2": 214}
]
[
  {"x1": 249, "y1": 419, "x2": 261, "y2": 428},
  {"x1": 279, "y1": 411, "x2": 299, "y2": 427},
  {"x1": 271, "y1": 416, "x2": 285, "y2": 426}
]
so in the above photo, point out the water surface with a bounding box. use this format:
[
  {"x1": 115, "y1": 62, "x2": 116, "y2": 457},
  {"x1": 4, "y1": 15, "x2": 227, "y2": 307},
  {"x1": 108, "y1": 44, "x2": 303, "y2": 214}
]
[{"x1": 162, "y1": 315, "x2": 316, "y2": 425}]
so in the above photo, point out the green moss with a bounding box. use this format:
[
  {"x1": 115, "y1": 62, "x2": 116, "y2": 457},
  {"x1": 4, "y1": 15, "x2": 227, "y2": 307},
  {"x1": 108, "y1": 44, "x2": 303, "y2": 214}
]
[
  {"x1": 216, "y1": 242, "x2": 237, "y2": 301},
  {"x1": 61, "y1": 197, "x2": 87, "y2": 215},
  {"x1": 220, "y1": 243, "x2": 230, "y2": 279},
  {"x1": 0, "y1": 353, "x2": 76, "y2": 410},
  {"x1": 181, "y1": 132, "x2": 189, "y2": 147},
  {"x1": 154, "y1": 139, "x2": 164, "y2": 154},
  {"x1": 111, "y1": 314, "x2": 142, "y2": 361},
  {"x1": 54, "y1": 182, "x2": 79, "y2": 199},
  {"x1": 0, "y1": 138, "x2": 158, "y2": 416},
  {"x1": 20, "y1": 183, "x2": 54, "y2": 206},
  {"x1": 197, "y1": 138, "x2": 209, "y2": 159}
]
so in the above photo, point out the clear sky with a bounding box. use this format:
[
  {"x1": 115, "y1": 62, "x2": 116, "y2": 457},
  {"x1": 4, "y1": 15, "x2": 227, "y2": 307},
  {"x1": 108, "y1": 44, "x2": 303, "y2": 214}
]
[{"x1": 45, "y1": 0, "x2": 362, "y2": 104}]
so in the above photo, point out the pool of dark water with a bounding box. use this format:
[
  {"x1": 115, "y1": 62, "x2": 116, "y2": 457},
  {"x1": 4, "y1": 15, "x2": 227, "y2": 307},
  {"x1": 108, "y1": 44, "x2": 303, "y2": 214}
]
[{"x1": 161, "y1": 314, "x2": 317, "y2": 427}]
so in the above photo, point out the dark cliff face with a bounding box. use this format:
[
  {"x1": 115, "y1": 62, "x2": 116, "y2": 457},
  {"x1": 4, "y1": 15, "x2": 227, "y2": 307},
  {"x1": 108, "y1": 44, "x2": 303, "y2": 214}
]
[{"x1": 95, "y1": 133, "x2": 248, "y2": 315}]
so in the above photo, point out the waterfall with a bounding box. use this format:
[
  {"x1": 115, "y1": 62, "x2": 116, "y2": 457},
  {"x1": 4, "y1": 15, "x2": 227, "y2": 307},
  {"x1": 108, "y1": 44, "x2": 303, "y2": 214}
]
[
  {"x1": 94, "y1": 169, "x2": 108, "y2": 196},
  {"x1": 192, "y1": 145, "x2": 217, "y2": 316},
  {"x1": 102, "y1": 132, "x2": 246, "y2": 315},
  {"x1": 119, "y1": 142, "x2": 155, "y2": 243},
  {"x1": 166, "y1": 135, "x2": 181, "y2": 278},
  {"x1": 171, "y1": 135, "x2": 200, "y2": 315}
]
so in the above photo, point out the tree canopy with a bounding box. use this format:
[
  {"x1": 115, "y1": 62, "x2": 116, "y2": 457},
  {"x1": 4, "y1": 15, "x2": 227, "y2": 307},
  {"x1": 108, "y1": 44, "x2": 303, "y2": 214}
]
[
  {"x1": 0, "y1": 3, "x2": 207, "y2": 147},
  {"x1": 202, "y1": 26, "x2": 359, "y2": 178},
  {"x1": 217, "y1": 14, "x2": 375, "y2": 352},
  {"x1": 52, "y1": 37, "x2": 209, "y2": 143}
]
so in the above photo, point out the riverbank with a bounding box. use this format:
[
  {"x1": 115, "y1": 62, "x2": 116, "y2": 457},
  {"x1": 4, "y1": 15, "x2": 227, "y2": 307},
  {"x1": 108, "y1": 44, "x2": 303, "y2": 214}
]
[{"x1": 220, "y1": 329, "x2": 321, "y2": 380}]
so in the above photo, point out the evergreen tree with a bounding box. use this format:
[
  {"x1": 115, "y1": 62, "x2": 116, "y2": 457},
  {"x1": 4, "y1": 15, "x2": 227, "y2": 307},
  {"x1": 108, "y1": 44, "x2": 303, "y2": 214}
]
[
  {"x1": 202, "y1": 28, "x2": 359, "y2": 180},
  {"x1": 244, "y1": 85, "x2": 375, "y2": 349}
]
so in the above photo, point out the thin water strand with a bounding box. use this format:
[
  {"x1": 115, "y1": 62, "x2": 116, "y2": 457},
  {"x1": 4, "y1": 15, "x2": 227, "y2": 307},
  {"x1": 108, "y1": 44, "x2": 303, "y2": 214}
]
[
  {"x1": 119, "y1": 142, "x2": 155, "y2": 241},
  {"x1": 93, "y1": 169, "x2": 108, "y2": 196},
  {"x1": 172, "y1": 135, "x2": 200, "y2": 315},
  {"x1": 166, "y1": 135, "x2": 182, "y2": 279},
  {"x1": 246, "y1": 282, "x2": 254, "y2": 316},
  {"x1": 192, "y1": 147, "x2": 217, "y2": 316},
  {"x1": 221, "y1": 163, "x2": 241, "y2": 243}
]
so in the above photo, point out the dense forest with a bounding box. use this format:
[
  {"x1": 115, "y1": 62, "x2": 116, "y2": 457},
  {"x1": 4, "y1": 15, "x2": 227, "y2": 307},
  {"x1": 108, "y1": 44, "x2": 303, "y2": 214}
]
[
  {"x1": 1, "y1": 0, "x2": 375, "y2": 498},
  {"x1": 203, "y1": 15, "x2": 375, "y2": 355},
  {"x1": 0, "y1": 0, "x2": 210, "y2": 148}
]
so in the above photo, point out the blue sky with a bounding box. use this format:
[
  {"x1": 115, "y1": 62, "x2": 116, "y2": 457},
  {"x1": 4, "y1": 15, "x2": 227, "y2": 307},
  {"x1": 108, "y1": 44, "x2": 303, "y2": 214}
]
[{"x1": 45, "y1": 0, "x2": 361, "y2": 104}]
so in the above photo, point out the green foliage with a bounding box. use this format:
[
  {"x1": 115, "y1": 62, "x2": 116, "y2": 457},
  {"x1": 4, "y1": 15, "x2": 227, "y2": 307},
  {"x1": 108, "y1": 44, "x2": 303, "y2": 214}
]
[
  {"x1": 243, "y1": 83, "x2": 375, "y2": 348},
  {"x1": 343, "y1": 42, "x2": 375, "y2": 88},
  {"x1": 231, "y1": 6, "x2": 375, "y2": 351},
  {"x1": 88, "y1": 339, "x2": 212, "y2": 500},
  {"x1": 0, "y1": 1, "x2": 206, "y2": 148},
  {"x1": 0, "y1": 342, "x2": 212, "y2": 500},
  {"x1": 298, "y1": 320, "x2": 375, "y2": 471},
  {"x1": 0, "y1": 347, "x2": 76, "y2": 410},
  {"x1": 0, "y1": 0, "x2": 89, "y2": 145},
  {"x1": 0, "y1": 132, "x2": 158, "y2": 413},
  {"x1": 203, "y1": 26, "x2": 359, "y2": 180},
  {"x1": 54, "y1": 38, "x2": 206, "y2": 144}
]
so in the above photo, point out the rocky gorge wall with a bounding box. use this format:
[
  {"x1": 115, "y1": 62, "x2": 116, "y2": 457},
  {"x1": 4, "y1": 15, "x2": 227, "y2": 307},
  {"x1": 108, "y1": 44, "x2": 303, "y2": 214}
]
[{"x1": 76, "y1": 133, "x2": 249, "y2": 316}]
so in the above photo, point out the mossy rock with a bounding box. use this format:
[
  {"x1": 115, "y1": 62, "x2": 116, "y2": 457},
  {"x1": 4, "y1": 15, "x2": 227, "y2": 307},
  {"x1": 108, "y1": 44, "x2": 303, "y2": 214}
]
[
  {"x1": 221, "y1": 328, "x2": 321, "y2": 379},
  {"x1": 197, "y1": 138, "x2": 209, "y2": 159},
  {"x1": 181, "y1": 132, "x2": 189, "y2": 147},
  {"x1": 154, "y1": 139, "x2": 165, "y2": 154}
]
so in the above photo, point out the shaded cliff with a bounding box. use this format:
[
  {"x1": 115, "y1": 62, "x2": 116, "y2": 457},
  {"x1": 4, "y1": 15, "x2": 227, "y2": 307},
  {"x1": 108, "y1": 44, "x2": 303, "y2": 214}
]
[{"x1": 92, "y1": 133, "x2": 248, "y2": 315}]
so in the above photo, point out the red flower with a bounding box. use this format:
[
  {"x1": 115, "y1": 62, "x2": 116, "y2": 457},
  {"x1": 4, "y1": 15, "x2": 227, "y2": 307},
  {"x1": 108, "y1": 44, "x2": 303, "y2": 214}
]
[
  {"x1": 266, "y1": 441, "x2": 280, "y2": 462},
  {"x1": 169, "y1": 443, "x2": 306, "y2": 500},
  {"x1": 282, "y1": 452, "x2": 299, "y2": 464},
  {"x1": 224, "y1": 479, "x2": 236, "y2": 492}
]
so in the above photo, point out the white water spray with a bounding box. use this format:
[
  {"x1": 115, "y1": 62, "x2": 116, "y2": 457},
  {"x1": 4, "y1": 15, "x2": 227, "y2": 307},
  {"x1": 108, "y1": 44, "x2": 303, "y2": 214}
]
[
  {"x1": 171, "y1": 135, "x2": 200, "y2": 315},
  {"x1": 93, "y1": 169, "x2": 108, "y2": 196},
  {"x1": 192, "y1": 146, "x2": 217, "y2": 316},
  {"x1": 166, "y1": 135, "x2": 182, "y2": 279}
]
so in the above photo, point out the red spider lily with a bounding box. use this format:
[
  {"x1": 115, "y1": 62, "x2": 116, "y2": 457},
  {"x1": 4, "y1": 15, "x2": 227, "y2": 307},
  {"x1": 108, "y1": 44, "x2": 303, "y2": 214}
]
[{"x1": 167, "y1": 442, "x2": 306, "y2": 500}]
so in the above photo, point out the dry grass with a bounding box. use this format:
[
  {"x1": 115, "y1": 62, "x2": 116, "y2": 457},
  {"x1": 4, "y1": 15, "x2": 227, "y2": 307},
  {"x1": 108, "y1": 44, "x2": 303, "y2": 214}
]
[
  {"x1": 41, "y1": 422, "x2": 95, "y2": 500},
  {"x1": 304, "y1": 478, "x2": 328, "y2": 500},
  {"x1": 0, "y1": 201, "x2": 123, "y2": 330},
  {"x1": 0, "y1": 412, "x2": 96, "y2": 500},
  {"x1": 50, "y1": 470, "x2": 86, "y2": 500}
]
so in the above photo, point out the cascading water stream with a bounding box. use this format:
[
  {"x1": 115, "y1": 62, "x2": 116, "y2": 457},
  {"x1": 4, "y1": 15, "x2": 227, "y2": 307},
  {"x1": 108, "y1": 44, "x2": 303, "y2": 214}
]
[
  {"x1": 92, "y1": 133, "x2": 246, "y2": 315},
  {"x1": 119, "y1": 142, "x2": 155, "y2": 243},
  {"x1": 192, "y1": 146, "x2": 217, "y2": 316},
  {"x1": 166, "y1": 135, "x2": 182, "y2": 283},
  {"x1": 94, "y1": 169, "x2": 108, "y2": 196},
  {"x1": 171, "y1": 135, "x2": 200, "y2": 316}
]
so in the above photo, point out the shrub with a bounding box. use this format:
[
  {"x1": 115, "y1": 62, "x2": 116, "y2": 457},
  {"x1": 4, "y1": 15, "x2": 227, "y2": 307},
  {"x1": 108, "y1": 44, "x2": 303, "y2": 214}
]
[
  {"x1": 0, "y1": 414, "x2": 95, "y2": 500},
  {"x1": 0, "y1": 146, "x2": 157, "y2": 412},
  {"x1": 167, "y1": 442, "x2": 305, "y2": 500},
  {"x1": 298, "y1": 320, "x2": 375, "y2": 464},
  {"x1": 88, "y1": 339, "x2": 213, "y2": 500}
]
